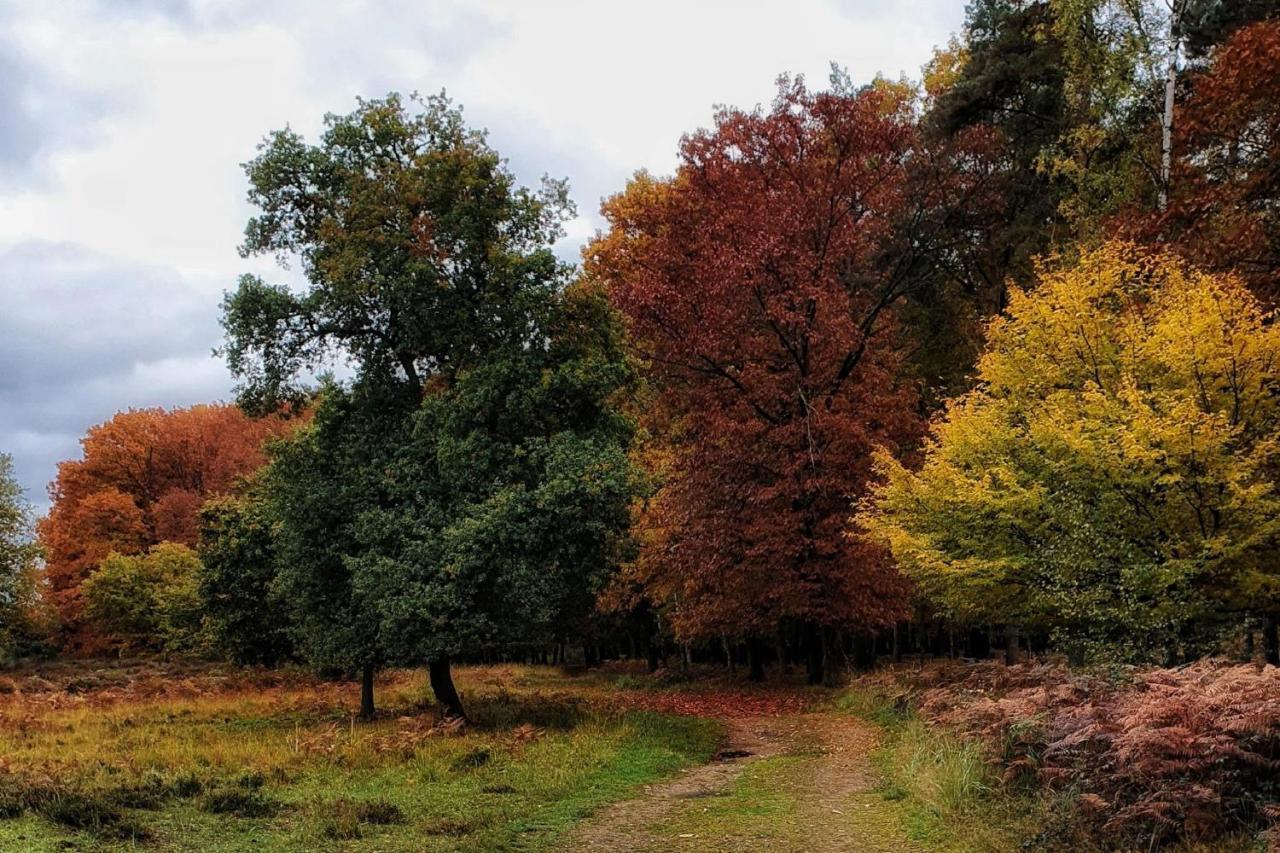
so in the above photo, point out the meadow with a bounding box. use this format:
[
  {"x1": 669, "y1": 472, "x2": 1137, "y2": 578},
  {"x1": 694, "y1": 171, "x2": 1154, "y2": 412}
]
[{"x1": 0, "y1": 662, "x2": 722, "y2": 851}]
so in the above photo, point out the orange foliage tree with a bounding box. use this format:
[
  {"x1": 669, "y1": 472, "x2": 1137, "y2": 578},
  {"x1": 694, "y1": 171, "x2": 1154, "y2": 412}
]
[
  {"x1": 38, "y1": 404, "x2": 294, "y2": 647},
  {"x1": 590, "y1": 79, "x2": 960, "y2": 680}
]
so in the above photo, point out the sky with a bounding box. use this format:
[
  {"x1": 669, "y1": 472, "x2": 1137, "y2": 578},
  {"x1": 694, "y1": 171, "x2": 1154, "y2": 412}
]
[{"x1": 0, "y1": 0, "x2": 964, "y2": 511}]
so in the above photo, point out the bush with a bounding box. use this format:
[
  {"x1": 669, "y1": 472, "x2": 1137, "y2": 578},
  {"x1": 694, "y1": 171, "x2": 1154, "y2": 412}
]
[
  {"x1": 82, "y1": 543, "x2": 205, "y2": 652},
  {"x1": 319, "y1": 798, "x2": 404, "y2": 840},
  {"x1": 872, "y1": 660, "x2": 1280, "y2": 846},
  {"x1": 1046, "y1": 662, "x2": 1280, "y2": 844}
]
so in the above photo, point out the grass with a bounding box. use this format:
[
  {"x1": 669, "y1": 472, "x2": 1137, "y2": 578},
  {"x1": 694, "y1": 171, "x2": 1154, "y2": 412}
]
[
  {"x1": 661, "y1": 753, "x2": 809, "y2": 845},
  {"x1": 836, "y1": 684, "x2": 1045, "y2": 852},
  {"x1": 0, "y1": 661, "x2": 722, "y2": 851}
]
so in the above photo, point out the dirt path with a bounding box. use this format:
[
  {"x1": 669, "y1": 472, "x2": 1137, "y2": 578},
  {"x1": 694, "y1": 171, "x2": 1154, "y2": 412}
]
[{"x1": 564, "y1": 709, "x2": 914, "y2": 852}]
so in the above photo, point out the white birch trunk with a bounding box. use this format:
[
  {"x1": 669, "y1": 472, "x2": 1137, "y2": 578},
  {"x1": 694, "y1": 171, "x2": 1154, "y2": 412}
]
[{"x1": 1159, "y1": 2, "x2": 1183, "y2": 210}]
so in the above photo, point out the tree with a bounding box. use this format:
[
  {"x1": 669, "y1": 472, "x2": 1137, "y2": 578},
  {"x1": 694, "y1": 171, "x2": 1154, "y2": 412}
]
[
  {"x1": 1183, "y1": 0, "x2": 1280, "y2": 55},
  {"x1": 222, "y1": 93, "x2": 618, "y2": 718},
  {"x1": 1130, "y1": 20, "x2": 1280, "y2": 302},
  {"x1": 197, "y1": 490, "x2": 292, "y2": 665},
  {"x1": 222, "y1": 92, "x2": 568, "y2": 414},
  {"x1": 38, "y1": 404, "x2": 290, "y2": 648},
  {"x1": 927, "y1": 0, "x2": 1072, "y2": 284},
  {"x1": 861, "y1": 244, "x2": 1280, "y2": 662},
  {"x1": 351, "y1": 283, "x2": 638, "y2": 715},
  {"x1": 0, "y1": 454, "x2": 43, "y2": 660},
  {"x1": 263, "y1": 382, "x2": 407, "y2": 717},
  {"x1": 590, "y1": 79, "x2": 944, "y2": 681},
  {"x1": 81, "y1": 543, "x2": 204, "y2": 652}
]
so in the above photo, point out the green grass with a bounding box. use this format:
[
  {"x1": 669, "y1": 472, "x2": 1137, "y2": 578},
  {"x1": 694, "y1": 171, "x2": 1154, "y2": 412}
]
[
  {"x1": 660, "y1": 753, "x2": 808, "y2": 845},
  {"x1": 0, "y1": 664, "x2": 722, "y2": 851}
]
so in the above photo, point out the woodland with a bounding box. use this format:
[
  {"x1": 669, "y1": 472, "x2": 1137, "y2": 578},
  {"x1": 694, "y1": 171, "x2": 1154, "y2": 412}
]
[{"x1": 4, "y1": 1, "x2": 1280, "y2": 849}]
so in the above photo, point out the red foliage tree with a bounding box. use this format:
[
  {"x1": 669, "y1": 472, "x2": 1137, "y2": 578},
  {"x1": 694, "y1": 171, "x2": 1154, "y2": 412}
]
[
  {"x1": 1129, "y1": 21, "x2": 1280, "y2": 302},
  {"x1": 38, "y1": 404, "x2": 295, "y2": 648},
  {"x1": 590, "y1": 80, "x2": 948, "y2": 675}
]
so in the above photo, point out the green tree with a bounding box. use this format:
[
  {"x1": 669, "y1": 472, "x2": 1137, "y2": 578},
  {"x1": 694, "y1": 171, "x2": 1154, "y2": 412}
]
[
  {"x1": 222, "y1": 91, "x2": 568, "y2": 414},
  {"x1": 222, "y1": 93, "x2": 629, "y2": 719},
  {"x1": 263, "y1": 380, "x2": 411, "y2": 715},
  {"x1": 81, "y1": 543, "x2": 204, "y2": 652},
  {"x1": 1184, "y1": 0, "x2": 1280, "y2": 55},
  {"x1": 352, "y1": 284, "x2": 637, "y2": 716},
  {"x1": 197, "y1": 491, "x2": 292, "y2": 665},
  {"x1": 0, "y1": 454, "x2": 42, "y2": 660},
  {"x1": 861, "y1": 244, "x2": 1280, "y2": 662},
  {"x1": 927, "y1": 0, "x2": 1072, "y2": 289}
]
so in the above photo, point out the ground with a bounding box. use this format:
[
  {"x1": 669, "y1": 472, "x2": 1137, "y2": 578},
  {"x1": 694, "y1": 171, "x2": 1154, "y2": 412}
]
[
  {"x1": 567, "y1": 712, "x2": 912, "y2": 852},
  {"x1": 0, "y1": 659, "x2": 919, "y2": 851}
]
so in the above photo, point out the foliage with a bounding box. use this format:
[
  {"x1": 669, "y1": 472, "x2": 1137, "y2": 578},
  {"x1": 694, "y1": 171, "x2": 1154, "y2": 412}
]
[
  {"x1": 223, "y1": 92, "x2": 628, "y2": 716},
  {"x1": 591, "y1": 78, "x2": 942, "y2": 647},
  {"x1": 0, "y1": 454, "x2": 43, "y2": 660},
  {"x1": 38, "y1": 404, "x2": 293, "y2": 647},
  {"x1": 926, "y1": 0, "x2": 1071, "y2": 280},
  {"x1": 862, "y1": 659, "x2": 1280, "y2": 847},
  {"x1": 221, "y1": 91, "x2": 571, "y2": 412},
  {"x1": 352, "y1": 283, "x2": 639, "y2": 665},
  {"x1": 81, "y1": 543, "x2": 205, "y2": 652},
  {"x1": 862, "y1": 244, "x2": 1280, "y2": 660},
  {"x1": 197, "y1": 492, "x2": 292, "y2": 665},
  {"x1": 262, "y1": 381, "x2": 408, "y2": 683},
  {"x1": 1183, "y1": 0, "x2": 1280, "y2": 56},
  {"x1": 1131, "y1": 20, "x2": 1280, "y2": 302}
]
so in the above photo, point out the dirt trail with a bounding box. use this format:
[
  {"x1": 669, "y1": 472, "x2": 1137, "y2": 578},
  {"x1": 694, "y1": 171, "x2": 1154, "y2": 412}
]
[{"x1": 564, "y1": 709, "x2": 914, "y2": 852}]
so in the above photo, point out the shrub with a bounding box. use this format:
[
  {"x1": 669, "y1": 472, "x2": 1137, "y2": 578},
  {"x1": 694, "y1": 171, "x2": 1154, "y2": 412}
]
[
  {"x1": 1045, "y1": 662, "x2": 1280, "y2": 844},
  {"x1": 197, "y1": 494, "x2": 293, "y2": 665},
  {"x1": 82, "y1": 543, "x2": 205, "y2": 652},
  {"x1": 319, "y1": 798, "x2": 405, "y2": 840},
  {"x1": 874, "y1": 660, "x2": 1280, "y2": 846}
]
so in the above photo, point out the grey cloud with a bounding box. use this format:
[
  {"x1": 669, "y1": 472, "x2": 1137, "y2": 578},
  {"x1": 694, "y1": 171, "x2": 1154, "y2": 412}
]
[
  {"x1": 0, "y1": 242, "x2": 232, "y2": 509},
  {"x1": 0, "y1": 8, "x2": 118, "y2": 188}
]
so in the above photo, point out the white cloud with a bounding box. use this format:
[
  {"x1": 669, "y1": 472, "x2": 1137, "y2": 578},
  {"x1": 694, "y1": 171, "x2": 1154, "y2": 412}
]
[{"x1": 0, "y1": 0, "x2": 963, "y2": 505}]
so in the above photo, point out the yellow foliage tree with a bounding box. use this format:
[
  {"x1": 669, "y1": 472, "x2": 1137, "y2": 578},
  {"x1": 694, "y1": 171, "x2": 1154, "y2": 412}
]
[{"x1": 860, "y1": 243, "x2": 1280, "y2": 661}]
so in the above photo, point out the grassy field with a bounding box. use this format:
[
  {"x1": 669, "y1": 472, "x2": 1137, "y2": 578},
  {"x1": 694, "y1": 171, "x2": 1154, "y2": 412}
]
[{"x1": 0, "y1": 661, "x2": 721, "y2": 851}]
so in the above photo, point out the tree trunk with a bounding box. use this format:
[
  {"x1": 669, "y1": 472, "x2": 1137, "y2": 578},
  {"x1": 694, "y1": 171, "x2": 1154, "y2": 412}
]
[
  {"x1": 1265, "y1": 614, "x2": 1279, "y2": 666},
  {"x1": 747, "y1": 637, "x2": 766, "y2": 682},
  {"x1": 1159, "y1": 2, "x2": 1183, "y2": 210},
  {"x1": 1004, "y1": 625, "x2": 1019, "y2": 665},
  {"x1": 429, "y1": 656, "x2": 467, "y2": 721},
  {"x1": 360, "y1": 663, "x2": 376, "y2": 719},
  {"x1": 805, "y1": 622, "x2": 824, "y2": 685}
]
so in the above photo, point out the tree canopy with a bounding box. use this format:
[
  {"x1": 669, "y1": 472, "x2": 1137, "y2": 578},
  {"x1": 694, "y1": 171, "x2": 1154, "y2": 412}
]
[
  {"x1": 0, "y1": 454, "x2": 42, "y2": 660},
  {"x1": 38, "y1": 404, "x2": 292, "y2": 648},
  {"x1": 861, "y1": 243, "x2": 1280, "y2": 661},
  {"x1": 223, "y1": 93, "x2": 636, "y2": 718},
  {"x1": 591, "y1": 79, "x2": 944, "y2": 679}
]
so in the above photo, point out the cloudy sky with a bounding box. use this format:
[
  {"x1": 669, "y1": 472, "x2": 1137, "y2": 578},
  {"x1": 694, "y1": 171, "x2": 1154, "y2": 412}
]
[{"x1": 0, "y1": 0, "x2": 964, "y2": 510}]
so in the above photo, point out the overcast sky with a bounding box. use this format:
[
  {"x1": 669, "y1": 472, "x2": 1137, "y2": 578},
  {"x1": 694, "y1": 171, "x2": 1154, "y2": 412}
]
[{"x1": 0, "y1": 0, "x2": 964, "y2": 510}]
